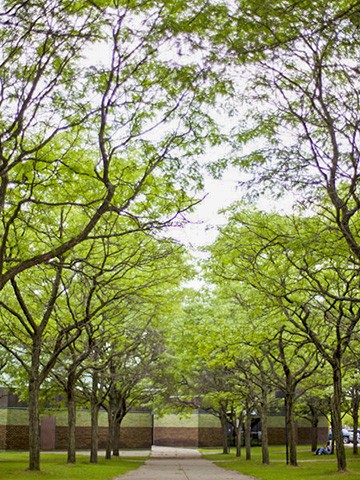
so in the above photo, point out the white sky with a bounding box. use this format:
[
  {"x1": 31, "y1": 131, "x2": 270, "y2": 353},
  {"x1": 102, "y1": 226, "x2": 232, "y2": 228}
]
[
  {"x1": 171, "y1": 170, "x2": 241, "y2": 249},
  {"x1": 170, "y1": 166, "x2": 296, "y2": 251}
]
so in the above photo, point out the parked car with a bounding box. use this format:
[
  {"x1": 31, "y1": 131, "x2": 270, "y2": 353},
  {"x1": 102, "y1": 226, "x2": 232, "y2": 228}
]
[
  {"x1": 328, "y1": 428, "x2": 351, "y2": 444},
  {"x1": 349, "y1": 429, "x2": 360, "y2": 443}
]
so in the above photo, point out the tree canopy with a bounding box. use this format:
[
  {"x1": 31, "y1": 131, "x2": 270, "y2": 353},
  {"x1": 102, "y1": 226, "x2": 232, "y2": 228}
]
[{"x1": 1, "y1": 0, "x2": 360, "y2": 475}]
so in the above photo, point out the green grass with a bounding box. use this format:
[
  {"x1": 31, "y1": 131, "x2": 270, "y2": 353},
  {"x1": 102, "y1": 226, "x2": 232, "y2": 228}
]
[
  {"x1": 0, "y1": 452, "x2": 147, "y2": 480},
  {"x1": 202, "y1": 446, "x2": 360, "y2": 479}
]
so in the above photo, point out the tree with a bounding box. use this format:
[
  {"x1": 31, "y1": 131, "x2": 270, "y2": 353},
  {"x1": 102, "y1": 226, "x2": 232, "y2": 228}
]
[
  {"x1": 205, "y1": 276, "x2": 322, "y2": 466},
  {"x1": 52, "y1": 326, "x2": 96, "y2": 465},
  {"x1": 0, "y1": 0, "x2": 229, "y2": 293},
  {"x1": 0, "y1": 227, "x2": 184, "y2": 468},
  {"x1": 0, "y1": 0, "x2": 232, "y2": 471},
  {"x1": 257, "y1": 328, "x2": 321, "y2": 466},
  {"x1": 0, "y1": 260, "x2": 82, "y2": 470},
  {"x1": 207, "y1": 206, "x2": 360, "y2": 471},
  {"x1": 342, "y1": 364, "x2": 360, "y2": 454},
  {"x1": 163, "y1": 290, "x2": 236, "y2": 454},
  {"x1": 224, "y1": 1, "x2": 360, "y2": 62},
  {"x1": 243, "y1": 356, "x2": 273, "y2": 465},
  {"x1": 165, "y1": 287, "x2": 270, "y2": 458},
  {"x1": 295, "y1": 385, "x2": 332, "y2": 452},
  {"x1": 223, "y1": 7, "x2": 360, "y2": 468},
  {"x1": 100, "y1": 323, "x2": 165, "y2": 459}
]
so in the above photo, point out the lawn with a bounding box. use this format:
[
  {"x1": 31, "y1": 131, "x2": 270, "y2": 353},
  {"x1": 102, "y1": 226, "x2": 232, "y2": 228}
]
[
  {"x1": 202, "y1": 446, "x2": 360, "y2": 480},
  {"x1": 0, "y1": 452, "x2": 147, "y2": 480}
]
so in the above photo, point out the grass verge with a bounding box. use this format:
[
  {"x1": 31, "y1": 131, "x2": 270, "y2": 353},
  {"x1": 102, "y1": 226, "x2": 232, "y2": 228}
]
[
  {"x1": 0, "y1": 452, "x2": 147, "y2": 480},
  {"x1": 202, "y1": 446, "x2": 360, "y2": 479}
]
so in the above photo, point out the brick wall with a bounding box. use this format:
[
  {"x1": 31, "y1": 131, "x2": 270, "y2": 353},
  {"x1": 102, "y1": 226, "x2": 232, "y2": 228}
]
[
  {"x1": 268, "y1": 425, "x2": 329, "y2": 445},
  {"x1": 0, "y1": 426, "x2": 5, "y2": 449},
  {"x1": 198, "y1": 427, "x2": 223, "y2": 447},
  {"x1": 153, "y1": 427, "x2": 199, "y2": 447},
  {"x1": 54, "y1": 425, "x2": 152, "y2": 450},
  {"x1": 120, "y1": 427, "x2": 152, "y2": 448},
  {"x1": 5, "y1": 425, "x2": 29, "y2": 449},
  {"x1": 0, "y1": 405, "x2": 329, "y2": 450},
  {"x1": 268, "y1": 427, "x2": 286, "y2": 445},
  {"x1": 297, "y1": 426, "x2": 328, "y2": 445}
]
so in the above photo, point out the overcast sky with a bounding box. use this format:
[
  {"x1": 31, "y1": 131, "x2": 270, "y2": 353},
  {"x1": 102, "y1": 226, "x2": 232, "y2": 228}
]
[
  {"x1": 171, "y1": 167, "x2": 296, "y2": 251},
  {"x1": 172, "y1": 170, "x2": 241, "y2": 249}
]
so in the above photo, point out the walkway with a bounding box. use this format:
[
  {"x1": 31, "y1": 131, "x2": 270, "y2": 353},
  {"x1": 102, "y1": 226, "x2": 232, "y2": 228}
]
[{"x1": 116, "y1": 446, "x2": 256, "y2": 480}]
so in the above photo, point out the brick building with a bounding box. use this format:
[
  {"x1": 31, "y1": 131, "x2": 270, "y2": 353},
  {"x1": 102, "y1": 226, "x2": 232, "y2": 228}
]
[{"x1": 0, "y1": 388, "x2": 328, "y2": 450}]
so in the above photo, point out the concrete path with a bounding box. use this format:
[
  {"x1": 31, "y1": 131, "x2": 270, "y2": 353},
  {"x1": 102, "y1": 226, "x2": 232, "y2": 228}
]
[{"x1": 116, "y1": 446, "x2": 256, "y2": 480}]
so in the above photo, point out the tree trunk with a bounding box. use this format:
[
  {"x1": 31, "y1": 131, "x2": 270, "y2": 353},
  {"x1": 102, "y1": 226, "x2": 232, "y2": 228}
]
[
  {"x1": 352, "y1": 388, "x2": 360, "y2": 455},
  {"x1": 257, "y1": 374, "x2": 270, "y2": 465},
  {"x1": 260, "y1": 402, "x2": 269, "y2": 465},
  {"x1": 235, "y1": 414, "x2": 244, "y2": 458},
  {"x1": 245, "y1": 410, "x2": 251, "y2": 460},
  {"x1": 235, "y1": 427, "x2": 242, "y2": 458},
  {"x1": 28, "y1": 374, "x2": 41, "y2": 471},
  {"x1": 90, "y1": 368, "x2": 100, "y2": 464},
  {"x1": 113, "y1": 420, "x2": 120, "y2": 456},
  {"x1": 309, "y1": 405, "x2": 318, "y2": 452},
  {"x1": 90, "y1": 400, "x2": 100, "y2": 464},
  {"x1": 106, "y1": 406, "x2": 115, "y2": 460},
  {"x1": 329, "y1": 411, "x2": 335, "y2": 454},
  {"x1": 286, "y1": 392, "x2": 297, "y2": 466},
  {"x1": 28, "y1": 335, "x2": 41, "y2": 471},
  {"x1": 67, "y1": 382, "x2": 76, "y2": 464},
  {"x1": 220, "y1": 412, "x2": 229, "y2": 454},
  {"x1": 332, "y1": 362, "x2": 347, "y2": 471}
]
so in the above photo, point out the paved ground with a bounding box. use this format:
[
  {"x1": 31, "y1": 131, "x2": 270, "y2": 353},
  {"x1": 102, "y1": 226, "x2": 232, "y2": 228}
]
[{"x1": 115, "y1": 446, "x2": 256, "y2": 480}]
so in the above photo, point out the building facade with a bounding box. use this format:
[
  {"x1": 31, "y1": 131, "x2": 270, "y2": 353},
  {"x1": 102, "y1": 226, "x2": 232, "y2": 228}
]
[{"x1": 0, "y1": 388, "x2": 328, "y2": 450}]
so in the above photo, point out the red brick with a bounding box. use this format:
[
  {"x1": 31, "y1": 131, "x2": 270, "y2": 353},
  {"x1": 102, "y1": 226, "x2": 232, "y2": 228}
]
[{"x1": 153, "y1": 427, "x2": 199, "y2": 447}]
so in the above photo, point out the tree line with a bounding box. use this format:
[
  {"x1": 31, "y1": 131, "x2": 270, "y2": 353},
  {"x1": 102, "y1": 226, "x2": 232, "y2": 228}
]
[{"x1": 1, "y1": 0, "x2": 359, "y2": 474}]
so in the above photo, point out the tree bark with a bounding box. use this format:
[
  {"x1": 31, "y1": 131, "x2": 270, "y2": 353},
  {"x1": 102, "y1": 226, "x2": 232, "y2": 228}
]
[
  {"x1": 332, "y1": 362, "x2": 347, "y2": 471},
  {"x1": 67, "y1": 382, "x2": 76, "y2": 464},
  {"x1": 113, "y1": 420, "x2": 120, "y2": 456},
  {"x1": 352, "y1": 388, "x2": 360, "y2": 455},
  {"x1": 329, "y1": 411, "x2": 335, "y2": 454},
  {"x1": 220, "y1": 411, "x2": 229, "y2": 454},
  {"x1": 260, "y1": 402, "x2": 269, "y2": 465},
  {"x1": 28, "y1": 335, "x2": 41, "y2": 471},
  {"x1": 28, "y1": 374, "x2": 41, "y2": 471},
  {"x1": 90, "y1": 401, "x2": 100, "y2": 463},
  {"x1": 245, "y1": 410, "x2": 251, "y2": 460},
  {"x1": 235, "y1": 414, "x2": 244, "y2": 458},
  {"x1": 286, "y1": 392, "x2": 297, "y2": 466},
  {"x1": 309, "y1": 405, "x2": 319, "y2": 452},
  {"x1": 106, "y1": 412, "x2": 114, "y2": 460}
]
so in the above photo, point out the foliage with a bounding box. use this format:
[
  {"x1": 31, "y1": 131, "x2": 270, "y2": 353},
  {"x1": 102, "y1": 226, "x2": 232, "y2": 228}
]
[
  {"x1": 228, "y1": 1, "x2": 360, "y2": 265},
  {"x1": 0, "y1": 0, "x2": 231, "y2": 289},
  {"x1": 207, "y1": 206, "x2": 360, "y2": 364},
  {"x1": 205, "y1": 203, "x2": 360, "y2": 470}
]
